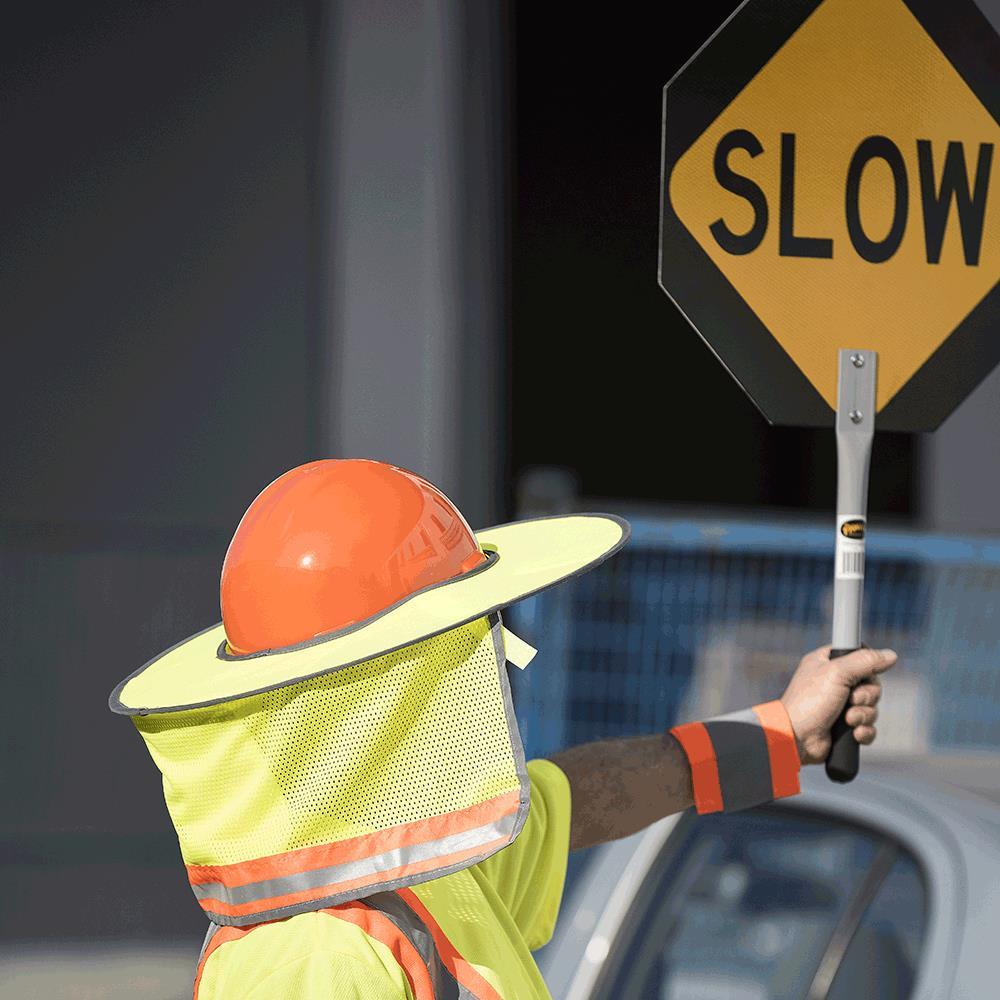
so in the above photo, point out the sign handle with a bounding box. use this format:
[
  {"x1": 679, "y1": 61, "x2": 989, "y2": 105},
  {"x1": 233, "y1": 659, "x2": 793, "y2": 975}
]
[{"x1": 827, "y1": 349, "x2": 877, "y2": 783}]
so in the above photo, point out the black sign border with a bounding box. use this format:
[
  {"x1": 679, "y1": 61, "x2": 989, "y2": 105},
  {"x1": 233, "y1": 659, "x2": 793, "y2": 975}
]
[{"x1": 659, "y1": 0, "x2": 1000, "y2": 431}]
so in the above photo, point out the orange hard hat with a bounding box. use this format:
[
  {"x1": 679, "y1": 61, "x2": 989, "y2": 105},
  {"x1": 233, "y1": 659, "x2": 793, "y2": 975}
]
[{"x1": 220, "y1": 459, "x2": 487, "y2": 655}]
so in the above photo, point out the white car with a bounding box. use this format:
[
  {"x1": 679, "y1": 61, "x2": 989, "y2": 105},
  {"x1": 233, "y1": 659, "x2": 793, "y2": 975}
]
[{"x1": 539, "y1": 755, "x2": 1000, "y2": 1000}]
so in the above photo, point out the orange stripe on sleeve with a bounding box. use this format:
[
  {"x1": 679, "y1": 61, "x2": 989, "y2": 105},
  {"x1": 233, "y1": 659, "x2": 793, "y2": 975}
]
[
  {"x1": 751, "y1": 700, "x2": 801, "y2": 799},
  {"x1": 668, "y1": 721, "x2": 724, "y2": 814}
]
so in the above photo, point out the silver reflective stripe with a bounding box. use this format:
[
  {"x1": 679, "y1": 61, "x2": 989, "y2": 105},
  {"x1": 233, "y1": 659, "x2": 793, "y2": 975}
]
[
  {"x1": 198, "y1": 921, "x2": 220, "y2": 964},
  {"x1": 702, "y1": 707, "x2": 774, "y2": 812},
  {"x1": 191, "y1": 810, "x2": 518, "y2": 907},
  {"x1": 364, "y1": 891, "x2": 478, "y2": 1000}
]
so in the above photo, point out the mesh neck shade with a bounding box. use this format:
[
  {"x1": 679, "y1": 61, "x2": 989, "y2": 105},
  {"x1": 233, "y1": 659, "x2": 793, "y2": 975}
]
[{"x1": 134, "y1": 615, "x2": 528, "y2": 926}]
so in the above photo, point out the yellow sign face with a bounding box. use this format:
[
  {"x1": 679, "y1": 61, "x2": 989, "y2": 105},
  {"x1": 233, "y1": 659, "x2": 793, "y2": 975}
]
[{"x1": 660, "y1": 0, "x2": 1000, "y2": 430}]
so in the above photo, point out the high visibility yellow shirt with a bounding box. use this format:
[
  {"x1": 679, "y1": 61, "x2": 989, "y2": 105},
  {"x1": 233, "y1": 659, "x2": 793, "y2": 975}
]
[{"x1": 195, "y1": 759, "x2": 571, "y2": 999}]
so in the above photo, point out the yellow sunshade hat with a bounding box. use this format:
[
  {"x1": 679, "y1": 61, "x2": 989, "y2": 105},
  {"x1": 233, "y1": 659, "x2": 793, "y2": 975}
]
[
  {"x1": 110, "y1": 460, "x2": 629, "y2": 716},
  {"x1": 109, "y1": 460, "x2": 629, "y2": 925}
]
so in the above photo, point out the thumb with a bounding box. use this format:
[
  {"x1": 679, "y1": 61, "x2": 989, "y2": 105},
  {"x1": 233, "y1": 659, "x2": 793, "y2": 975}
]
[{"x1": 832, "y1": 647, "x2": 897, "y2": 686}]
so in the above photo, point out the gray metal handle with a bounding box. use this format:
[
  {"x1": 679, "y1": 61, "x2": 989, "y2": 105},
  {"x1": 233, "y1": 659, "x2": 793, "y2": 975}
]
[{"x1": 827, "y1": 350, "x2": 877, "y2": 784}]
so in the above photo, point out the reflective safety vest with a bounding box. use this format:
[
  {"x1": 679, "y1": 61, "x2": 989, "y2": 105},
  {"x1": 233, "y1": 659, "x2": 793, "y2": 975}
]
[
  {"x1": 194, "y1": 887, "x2": 502, "y2": 1000},
  {"x1": 188, "y1": 757, "x2": 571, "y2": 1000}
]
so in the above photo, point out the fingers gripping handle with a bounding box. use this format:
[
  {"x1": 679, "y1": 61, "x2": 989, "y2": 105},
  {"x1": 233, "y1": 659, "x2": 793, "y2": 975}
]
[{"x1": 826, "y1": 648, "x2": 861, "y2": 783}]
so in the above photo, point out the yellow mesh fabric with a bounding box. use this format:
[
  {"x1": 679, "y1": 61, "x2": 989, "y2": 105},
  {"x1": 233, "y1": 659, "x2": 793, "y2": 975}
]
[
  {"x1": 134, "y1": 616, "x2": 521, "y2": 867},
  {"x1": 196, "y1": 763, "x2": 572, "y2": 1000}
]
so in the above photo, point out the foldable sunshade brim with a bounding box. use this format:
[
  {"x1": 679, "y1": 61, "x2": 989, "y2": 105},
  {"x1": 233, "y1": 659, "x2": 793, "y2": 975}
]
[{"x1": 110, "y1": 513, "x2": 629, "y2": 715}]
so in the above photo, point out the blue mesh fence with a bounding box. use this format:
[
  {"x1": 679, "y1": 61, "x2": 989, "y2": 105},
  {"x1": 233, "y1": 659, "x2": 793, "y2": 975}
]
[{"x1": 508, "y1": 517, "x2": 1000, "y2": 760}]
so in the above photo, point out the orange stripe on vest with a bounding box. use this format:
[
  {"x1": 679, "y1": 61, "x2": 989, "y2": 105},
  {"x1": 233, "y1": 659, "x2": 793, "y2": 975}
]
[
  {"x1": 187, "y1": 790, "x2": 521, "y2": 889},
  {"x1": 321, "y1": 901, "x2": 436, "y2": 1000},
  {"x1": 398, "y1": 888, "x2": 504, "y2": 1000},
  {"x1": 197, "y1": 836, "x2": 511, "y2": 919},
  {"x1": 193, "y1": 898, "x2": 462, "y2": 1000}
]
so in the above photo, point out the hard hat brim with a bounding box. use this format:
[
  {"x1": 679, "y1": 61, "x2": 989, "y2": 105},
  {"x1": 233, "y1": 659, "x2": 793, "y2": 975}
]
[{"x1": 110, "y1": 513, "x2": 629, "y2": 715}]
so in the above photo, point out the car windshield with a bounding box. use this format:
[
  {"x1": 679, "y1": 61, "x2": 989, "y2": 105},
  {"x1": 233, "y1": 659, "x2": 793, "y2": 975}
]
[{"x1": 595, "y1": 807, "x2": 926, "y2": 1000}]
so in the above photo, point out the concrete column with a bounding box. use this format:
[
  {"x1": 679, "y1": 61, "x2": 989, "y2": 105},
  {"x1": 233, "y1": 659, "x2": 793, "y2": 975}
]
[
  {"x1": 314, "y1": 0, "x2": 508, "y2": 526},
  {"x1": 920, "y1": 364, "x2": 1000, "y2": 535}
]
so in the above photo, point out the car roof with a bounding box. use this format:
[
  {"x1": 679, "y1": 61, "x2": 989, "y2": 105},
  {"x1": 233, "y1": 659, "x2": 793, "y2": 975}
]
[
  {"x1": 858, "y1": 751, "x2": 1000, "y2": 806},
  {"x1": 541, "y1": 753, "x2": 1000, "y2": 1000},
  {"x1": 792, "y1": 752, "x2": 1000, "y2": 864},
  {"x1": 795, "y1": 752, "x2": 1000, "y2": 844}
]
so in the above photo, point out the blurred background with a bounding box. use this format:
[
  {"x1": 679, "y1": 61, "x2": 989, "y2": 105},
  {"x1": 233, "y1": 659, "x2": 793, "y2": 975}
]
[{"x1": 2, "y1": 1, "x2": 998, "y2": 997}]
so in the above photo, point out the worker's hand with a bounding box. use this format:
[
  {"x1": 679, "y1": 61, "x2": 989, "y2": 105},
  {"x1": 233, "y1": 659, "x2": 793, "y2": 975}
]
[{"x1": 780, "y1": 647, "x2": 897, "y2": 765}]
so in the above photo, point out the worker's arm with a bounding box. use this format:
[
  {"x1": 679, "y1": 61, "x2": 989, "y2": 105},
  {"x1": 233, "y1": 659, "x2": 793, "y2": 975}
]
[{"x1": 548, "y1": 645, "x2": 897, "y2": 851}]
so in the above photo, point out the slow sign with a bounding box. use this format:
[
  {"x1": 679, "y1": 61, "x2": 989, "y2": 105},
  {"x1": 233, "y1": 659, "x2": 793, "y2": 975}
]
[{"x1": 659, "y1": 0, "x2": 1000, "y2": 430}]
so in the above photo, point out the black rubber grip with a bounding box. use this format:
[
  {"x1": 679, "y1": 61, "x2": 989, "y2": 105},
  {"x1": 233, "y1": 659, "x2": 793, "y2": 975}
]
[{"x1": 825, "y1": 647, "x2": 861, "y2": 783}]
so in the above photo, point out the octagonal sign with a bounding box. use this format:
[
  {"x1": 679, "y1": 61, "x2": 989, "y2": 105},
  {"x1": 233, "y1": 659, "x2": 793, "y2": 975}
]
[{"x1": 659, "y1": 0, "x2": 1000, "y2": 430}]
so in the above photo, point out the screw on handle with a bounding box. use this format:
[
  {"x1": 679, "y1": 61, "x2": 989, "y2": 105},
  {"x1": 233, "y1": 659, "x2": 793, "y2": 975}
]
[{"x1": 825, "y1": 647, "x2": 861, "y2": 783}]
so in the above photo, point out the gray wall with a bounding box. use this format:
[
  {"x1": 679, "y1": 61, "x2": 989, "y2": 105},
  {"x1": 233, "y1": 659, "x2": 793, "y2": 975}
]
[
  {"x1": 0, "y1": 0, "x2": 508, "y2": 943},
  {"x1": 0, "y1": 0, "x2": 315, "y2": 941},
  {"x1": 920, "y1": 366, "x2": 1000, "y2": 534}
]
